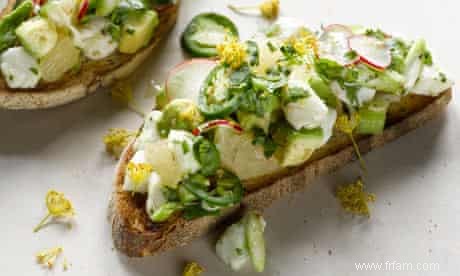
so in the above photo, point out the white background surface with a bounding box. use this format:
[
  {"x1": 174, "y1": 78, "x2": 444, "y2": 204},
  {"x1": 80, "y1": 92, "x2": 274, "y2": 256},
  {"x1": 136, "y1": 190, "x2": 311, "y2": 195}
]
[{"x1": 1, "y1": 0, "x2": 459, "y2": 275}]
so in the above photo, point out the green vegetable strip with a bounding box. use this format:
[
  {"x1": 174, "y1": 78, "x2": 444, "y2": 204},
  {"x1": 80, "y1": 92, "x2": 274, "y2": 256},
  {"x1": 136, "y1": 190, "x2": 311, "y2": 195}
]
[
  {"x1": 357, "y1": 108, "x2": 386, "y2": 135},
  {"x1": 0, "y1": 0, "x2": 34, "y2": 52},
  {"x1": 150, "y1": 202, "x2": 182, "y2": 222}
]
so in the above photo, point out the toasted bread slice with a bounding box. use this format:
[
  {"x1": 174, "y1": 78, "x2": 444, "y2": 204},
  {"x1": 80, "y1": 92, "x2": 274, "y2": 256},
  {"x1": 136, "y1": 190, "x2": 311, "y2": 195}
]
[
  {"x1": 0, "y1": 2, "x2": 179, "y2": 110},
  {"x1": 110, "y1": 89, "x2": 452, "y2": 257}
]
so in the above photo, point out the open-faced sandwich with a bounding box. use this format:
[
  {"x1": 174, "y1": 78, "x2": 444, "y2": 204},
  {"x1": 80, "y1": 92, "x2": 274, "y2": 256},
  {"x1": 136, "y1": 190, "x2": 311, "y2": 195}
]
[
  {"x1": 110, "y1": 18, "x2": 453, "y2": 257},
  {"x1": 0, "y1": 0, "x2": 178, "y2": 109}
]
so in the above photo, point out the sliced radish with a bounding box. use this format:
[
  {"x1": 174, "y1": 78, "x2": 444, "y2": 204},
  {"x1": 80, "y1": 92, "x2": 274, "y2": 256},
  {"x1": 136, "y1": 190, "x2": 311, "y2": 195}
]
[
  {"x1": 192, "y1": 120, "x2": 243, "y2": 136},
  {"x1": 33, "y1": 0, "x2": 45, "y2": 5},
  {"x1": 77, "y1": 0, "x2": 89, "y2": 21},
  {"x1": 322, "y1": 24, "x2": 353, "y2": 36},
  {"x1": 318, "y1": 24, "x2": 358, "y2": 66},
  {"x1": 165, "y1": 59, "x2": 217, "y2": 104},
  {"x1": 348, "y1": 35, "x2": 391, "y2": 70}
]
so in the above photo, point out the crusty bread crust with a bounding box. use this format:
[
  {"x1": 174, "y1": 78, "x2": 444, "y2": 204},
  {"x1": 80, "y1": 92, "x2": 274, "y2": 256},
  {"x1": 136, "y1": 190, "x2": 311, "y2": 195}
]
[
  {"x1": 110, "y1": 89, "x2": 452, "y2": 257},
  {"x1": 0, "y1": 2, "x2": 179, "y2": 110}
]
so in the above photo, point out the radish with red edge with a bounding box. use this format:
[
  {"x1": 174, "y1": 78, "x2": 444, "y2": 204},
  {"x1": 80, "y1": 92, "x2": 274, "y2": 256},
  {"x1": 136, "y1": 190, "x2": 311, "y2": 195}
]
[
  {"x1": 349, "y1": 35, "x2": 391, "y2": 70},
  {"x1": 166, "y1": 59, "x2": 217, "y2": 104},
  {"x1": 193, "y1": 120, "x2": 243, "y2": 136},
  {"x1": 77, "y1": 0, "x2": 89, "y2": 21},
  {"x1": 318, "y1": 24, "x2": 358, "y2": 66},
  {"x1": 33, "y1": 0, "x2": 45, "y2": 6},
  {"x1": 322, "y1": 24, "x2": 353, "y2": 36}
]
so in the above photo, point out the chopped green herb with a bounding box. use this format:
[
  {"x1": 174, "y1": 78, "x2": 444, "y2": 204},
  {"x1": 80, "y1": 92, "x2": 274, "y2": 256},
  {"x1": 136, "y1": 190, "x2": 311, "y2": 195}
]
[
  {"x1": 365, "y1": 29, "x2": 386, "y2": 40},
  {"x1": 182, "y1": 141, "x2": 190, "y2": 154},
  {"x1": 105, "y1": 23, "x2": 121, "y2": 41},
  {"x1": 162, "y1": 186, "x2": 180, "y2": 202},
  {"x1": 229, "y1": 64, "x2": 250, "y2": 88},
  {"x1": 193, "y1": 138, "x2": 221, "y2": 176},
  {"x1": 421, "y1": 50, "x2": 433, "y2": 66},
  {"x1": 252, "y1": 127, "x2": 278, "y2": 158},
  {"x1": 439, "y1": 72, "x2": 447, "y2": 83},
  {"x1": 282, "y1": 86, "x2": 309, "y2": 104},
  {"x1": 267, "y1": 41, "x2": 277, "y2": 52},
  {"x1": 388, "y1": 38, "x2": 409, "y2": 73},
  {"x1": 345, "y1": 50, "x2": 358, "y2": 60},
  {"x1": 246, "y1": 40, "x2": 259, "y2": 66},
  {"x1": 183, "y1": 204, "x2": 220, "y2": 220},
  {"x1": 29, "y1": 67, "x2": 38, "y2": 75}
]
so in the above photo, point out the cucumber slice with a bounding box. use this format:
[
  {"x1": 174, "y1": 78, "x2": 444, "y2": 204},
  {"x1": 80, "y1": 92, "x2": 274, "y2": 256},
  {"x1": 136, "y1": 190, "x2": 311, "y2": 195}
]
[
  {"x1": 357, "y1": 104, "x2": 387, "y2": 135},
  {"x1": 39, "y1": 35, "x2": 80, "y2": 82},
  {"x1": 216, "y1": 222, "x2": 250, "y2": 271},
  {"x1": 404, "y1": 39, "x2": 426, "y2": 90},
  {"x1": 16, "y1": 17, "x2": 58, "y2": 58},
  {"x1": 96, "y1": 0, "x2": 120, "y2": 16},
  {"x1": 0, "y1": 0, "x2": 34, "y2": 53},
  {"x1": 244, "y1": 212, "x2": 266, "y2": 273},
  {"x1": 411, "y1": 66, "x2": 453, "y2": 96},
  {"x1": 119, "y1": 10, "x2": 159, "y2": 54},
  {"x1": 40, "y1": 0, "x2": 78, "y2": 29},
  {"x1": 165, "y1": 59, "x2": 217, "y2": 104},
  {"x1": 273, "y1": 126, "x2": 324, "y2": 167},
  {"x1": 181, "y1": 13, "x2": 238, "y2": 57},
  {"x1": 308, "y1": 74, "x2": 337, "y2": 107}
]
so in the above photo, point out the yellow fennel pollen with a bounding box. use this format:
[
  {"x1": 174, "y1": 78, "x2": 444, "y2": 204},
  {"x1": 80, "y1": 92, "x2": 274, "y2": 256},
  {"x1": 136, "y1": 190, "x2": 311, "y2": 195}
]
[
  {"x1": 336, "y1": 113, "x2": 360, "y2": 135},
  {"x1": 336, "y1": 179, "x2": 376, "y2": 217},
  {"x1": 216, "y1": 37, "x2": 247, "y2": 69},
  {"x1": 335, "y1": 113, "x2": 366, "y2": 171},
  {"x1": 183, "y1": 262, "x2": 204, "y2": 276},
  {"x1": 127, "y1": 162, "x2": 153, "y2": 187},
  {"x1": 36, "y1": 246, "x2": 63, "y2": 269},
  {"x1": 259, "y1": 0, "x2": 280, "y2": 19},
  {"x1": 33, "y1": 190, "x2": 75, "y2": 233},
  {"x1": 291, "y1": 28, "x2": 318, "y2": 56},
  {"x1": 228, "y1": 0, "x2": 280, "y2": 19},
  {"x1": 103, "y1": 128, "x2": 136, "y2": 159},
  {"x1": 180, "y1": 104, "x2": 203, "y2": 124}
]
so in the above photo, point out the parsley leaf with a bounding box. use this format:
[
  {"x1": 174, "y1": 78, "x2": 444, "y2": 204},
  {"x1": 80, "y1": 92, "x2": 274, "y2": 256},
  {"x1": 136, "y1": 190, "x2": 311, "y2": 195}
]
[{"x1": 252, "y1": 128, "x2": 278, "y2": 158}]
